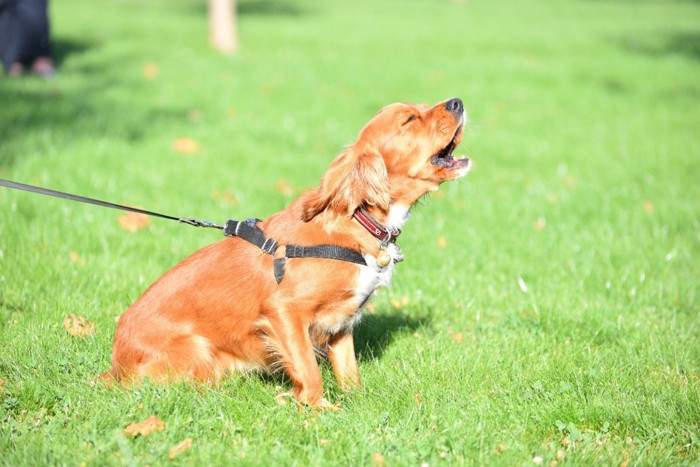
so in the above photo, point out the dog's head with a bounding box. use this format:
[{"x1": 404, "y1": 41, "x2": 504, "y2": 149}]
[{"x1": 302, "y1": 98, "x2": 470, "y2": 221}]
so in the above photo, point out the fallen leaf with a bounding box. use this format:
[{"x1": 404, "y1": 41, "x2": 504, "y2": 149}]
[
  {"x1": 117, "y1": 210, "x2": 151, "y2": 232},
  {"x1": 274, "y1": 180, "x2": 295, "y2": 197},
  {"x1": 319, "y1": 439, "x2": 330, "y2": 446},
  {"x1": 372, "y1": 451, "x2": 386, "y2": 466},
  {"x1": 496, "y1": 443, "x2": 507, "y2": 454},
  {"x1": 534, "y1": 218, "x2": 546, "y2": 230},
  {"x1": 172, "y1": 137, "x2": 201, "y2": 154},
  {"x1": 123, "y1": 415, "x2": 165, "y2": 438},
  {"x1": 437, "y1": 235, "x2": 447, "y2": 248},
  {"x1": 211, "y1": 189, "x2": 239, "y2": 206},
  {"x1": 390, "y1": 296, "x2": 410, "y2": 309},
  {"x1": 450, "y1": 331, "x2": 464, "y2": 343},
  {"x1": 142, "y1": 62, "x2": 159, "y2": 80},
  {"x1": 413, "y1": 393, "x2": 422, "y2": 407},
  {"x1": 63, "y1": 314, "x2": 95, "y2": 337},
  {"x1": 642, "y1": 200, "x2": 654, "y2": 213},
  {"x1": 169, "y1": 438, "x2": 193, "y2": 459},
  {"x1": 69, "y1": 251, "x2": 86, "y2": 265}
]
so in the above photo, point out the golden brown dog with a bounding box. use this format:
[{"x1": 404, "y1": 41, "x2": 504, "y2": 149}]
[{"x1": 103, "y1": 98, "x2": 471, "y2": 408}]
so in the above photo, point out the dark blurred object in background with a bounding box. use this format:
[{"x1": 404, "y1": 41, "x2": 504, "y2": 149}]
[{"x1": 0, "y1": 0, "x2": 55, "y2": 78}]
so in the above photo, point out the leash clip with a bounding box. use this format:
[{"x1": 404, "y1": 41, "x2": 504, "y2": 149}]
[{"x1": 179, "y1": 218, "x2": 224, "y2": 229}]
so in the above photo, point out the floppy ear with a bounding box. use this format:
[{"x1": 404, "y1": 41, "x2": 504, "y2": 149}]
[{"x1": 301, "y1": 148, "x2": 390, "y2": 221}]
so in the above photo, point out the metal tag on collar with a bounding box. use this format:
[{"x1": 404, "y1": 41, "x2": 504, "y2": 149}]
[
  {"x1": 377, "y1": 236, "x2": 392, "y2": 268},
  {"x1": 377, "y1": 246, "x2": 391, "y2": 268}
]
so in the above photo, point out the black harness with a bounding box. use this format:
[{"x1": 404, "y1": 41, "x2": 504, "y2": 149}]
[{"x1": 223, "y1": 219, "x2": 367, "y2": 284}]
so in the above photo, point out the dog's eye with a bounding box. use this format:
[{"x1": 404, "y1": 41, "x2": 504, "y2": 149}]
[{"x1": 402, "y1": 115, "x2": 417, "y2": 126}]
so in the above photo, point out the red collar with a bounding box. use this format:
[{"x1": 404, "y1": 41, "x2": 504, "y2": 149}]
[{"x1": 353, "y1": 208, "x2": 401, "y2": 243}]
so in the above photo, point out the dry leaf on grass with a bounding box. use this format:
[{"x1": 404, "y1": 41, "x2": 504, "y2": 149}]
[
  {"x1": 372, "y1": 451, "x2": 386, "y2": 466},
  {"x1": 117, "y1": 211, "x2": 151, "y2": 232},
  {"x1": 169, "y1": 438, "x2": 193, "y2": 459},
  {"x1": 172, "y1": 137, "x2": 201, "y2": 154},
  {"x1": 643, "y1": 200, "x2": 655, "y2": 213},
  {"x1": 123, "y1": 415, "x2": 165, "y2": 438},
  {"x1": 436, "y1": 235, "x2": 447, "y2": 248},
  {"x1": 274, "y1": 180, "x2": 295, "y2": 197},
  {"x1": 450, "y1": 331, "x2": 464, "y2": 343},
  {"x1": 69, "y1": 251, "x2": 86, "y2": 265},
  {"x1": 534, "y1": 218, "x2": 546, "y2": 230},
  {"x1": 562, "y1": 174, "x2": 577, "y2": 187},
  {"x1": 142, "y1": 62, "x2": 159, "y2": 80},
  {"x1": 413, "y1": 393, "x2": 422, "y2": 407},
  {"x1": 211, "y1": 189, "x2": 239, "y2": 206},
  {"x1": 63, "y1": 314, "x2": 95, "y2": 337},
  {"x1": 390, "y1": 296, "x2": 410, "y2": 309}
]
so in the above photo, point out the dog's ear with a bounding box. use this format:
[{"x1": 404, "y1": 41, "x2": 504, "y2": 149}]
[{"x1": 302, "y1": 148, "x2": 390, "y2": 222}]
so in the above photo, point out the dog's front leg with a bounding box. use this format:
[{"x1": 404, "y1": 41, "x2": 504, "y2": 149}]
[
  {"x1": 328, "y1": 332, "x2": 361, "y2": 389},
  {"x1": 269, "y1": 313, "x2": 325, "y2": 406}
]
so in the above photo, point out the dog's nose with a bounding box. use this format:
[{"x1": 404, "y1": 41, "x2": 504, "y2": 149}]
[{"x1": 445, "y1": 98, "x2": 464, "y2": 115}]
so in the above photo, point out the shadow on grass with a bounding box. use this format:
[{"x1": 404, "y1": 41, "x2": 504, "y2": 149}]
[
  {"x1": 353, "y1": 308, "x2": 431, "y2": 361},
  {"x1": 620, "y1": 30, "x2": 700, "y2": 62},
  {"x1": 184, "y1": 0, "x2": 309, "y2": 17},
  {"x1": 51, "y1": 37, "x2": 90, "y2": 69},
  {"x1": 239, "y1": 0, "x2": 307, "y2": 16}
]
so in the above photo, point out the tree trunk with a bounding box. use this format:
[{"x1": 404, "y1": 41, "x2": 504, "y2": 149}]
[{"x1": 209, "y1": 0, "x2": 237, "y2": 54}]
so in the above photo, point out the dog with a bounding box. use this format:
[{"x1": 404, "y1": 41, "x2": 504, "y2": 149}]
[{"x1": 102, "y1": 98, "x2": 471, "y2": 409}]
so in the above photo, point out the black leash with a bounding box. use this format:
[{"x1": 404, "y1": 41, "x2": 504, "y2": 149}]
[
  {"x1": 0, "y1": 178, "x2": 379, "y2": 285},
  {"x1": 0, "y1": 178, "x2": 224, "y2": 230}
]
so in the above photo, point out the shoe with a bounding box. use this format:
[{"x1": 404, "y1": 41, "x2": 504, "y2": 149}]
[
  {"x1": 8, "y1": 62, "x2": 24, "y2": 77},
  {"x1": 31, "y1": 57, "x2": 56, "y2": 79}
]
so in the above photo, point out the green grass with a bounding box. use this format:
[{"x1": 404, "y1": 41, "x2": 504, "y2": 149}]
[{"x1": 1, "y1": 0, "x2": 699, "y2": 464}]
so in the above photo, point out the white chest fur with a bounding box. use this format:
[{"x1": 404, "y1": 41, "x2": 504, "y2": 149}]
[
  {"x1": 354, "y1": 242, "x2": 401, "y2": 307},
  {"x1": 315, "y1": 205, "x2": 410, "y2": 336}
]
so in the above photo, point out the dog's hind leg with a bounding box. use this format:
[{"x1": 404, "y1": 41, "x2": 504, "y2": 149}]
[{"x1": 327, "y1": 332, "x2": 361, "y2": 390}]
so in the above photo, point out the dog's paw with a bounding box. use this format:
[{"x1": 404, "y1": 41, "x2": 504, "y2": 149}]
[
  {"x1": 275, "y1": 391, "x2": 295, "y2": 406},
  {"x1": 319, "y1": 398, "x2": 342, "y2": 412}
]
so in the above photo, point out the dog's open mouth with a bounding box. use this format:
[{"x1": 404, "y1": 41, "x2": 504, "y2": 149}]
[{"x1": 430, "y1": 125, "x2": 469, "y2": 169}]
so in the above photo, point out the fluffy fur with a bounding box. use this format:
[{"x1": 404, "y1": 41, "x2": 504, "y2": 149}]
[{"x1": 103, "y1": 98, "x2": 471, "y2": 408}]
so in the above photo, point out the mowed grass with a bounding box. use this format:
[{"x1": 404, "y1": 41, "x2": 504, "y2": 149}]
[{"x1": 1, "y1": 0, "x2": 699, "y2": 464}]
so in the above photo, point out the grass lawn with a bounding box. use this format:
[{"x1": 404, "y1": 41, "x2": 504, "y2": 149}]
[{"x1": 1, "y1": 0, "x2": 699, "y2": 464}]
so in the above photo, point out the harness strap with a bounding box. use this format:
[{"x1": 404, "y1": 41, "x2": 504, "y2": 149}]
[
  {"x1": 223, "y1": 219, "x2": 367, "y2": 284},
  {"x1": 285, "y1": 244, "x2": 367, "y2": 265},
  {"x1": 224, "y1": 219, "x2": 279, "y2": 255}
]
